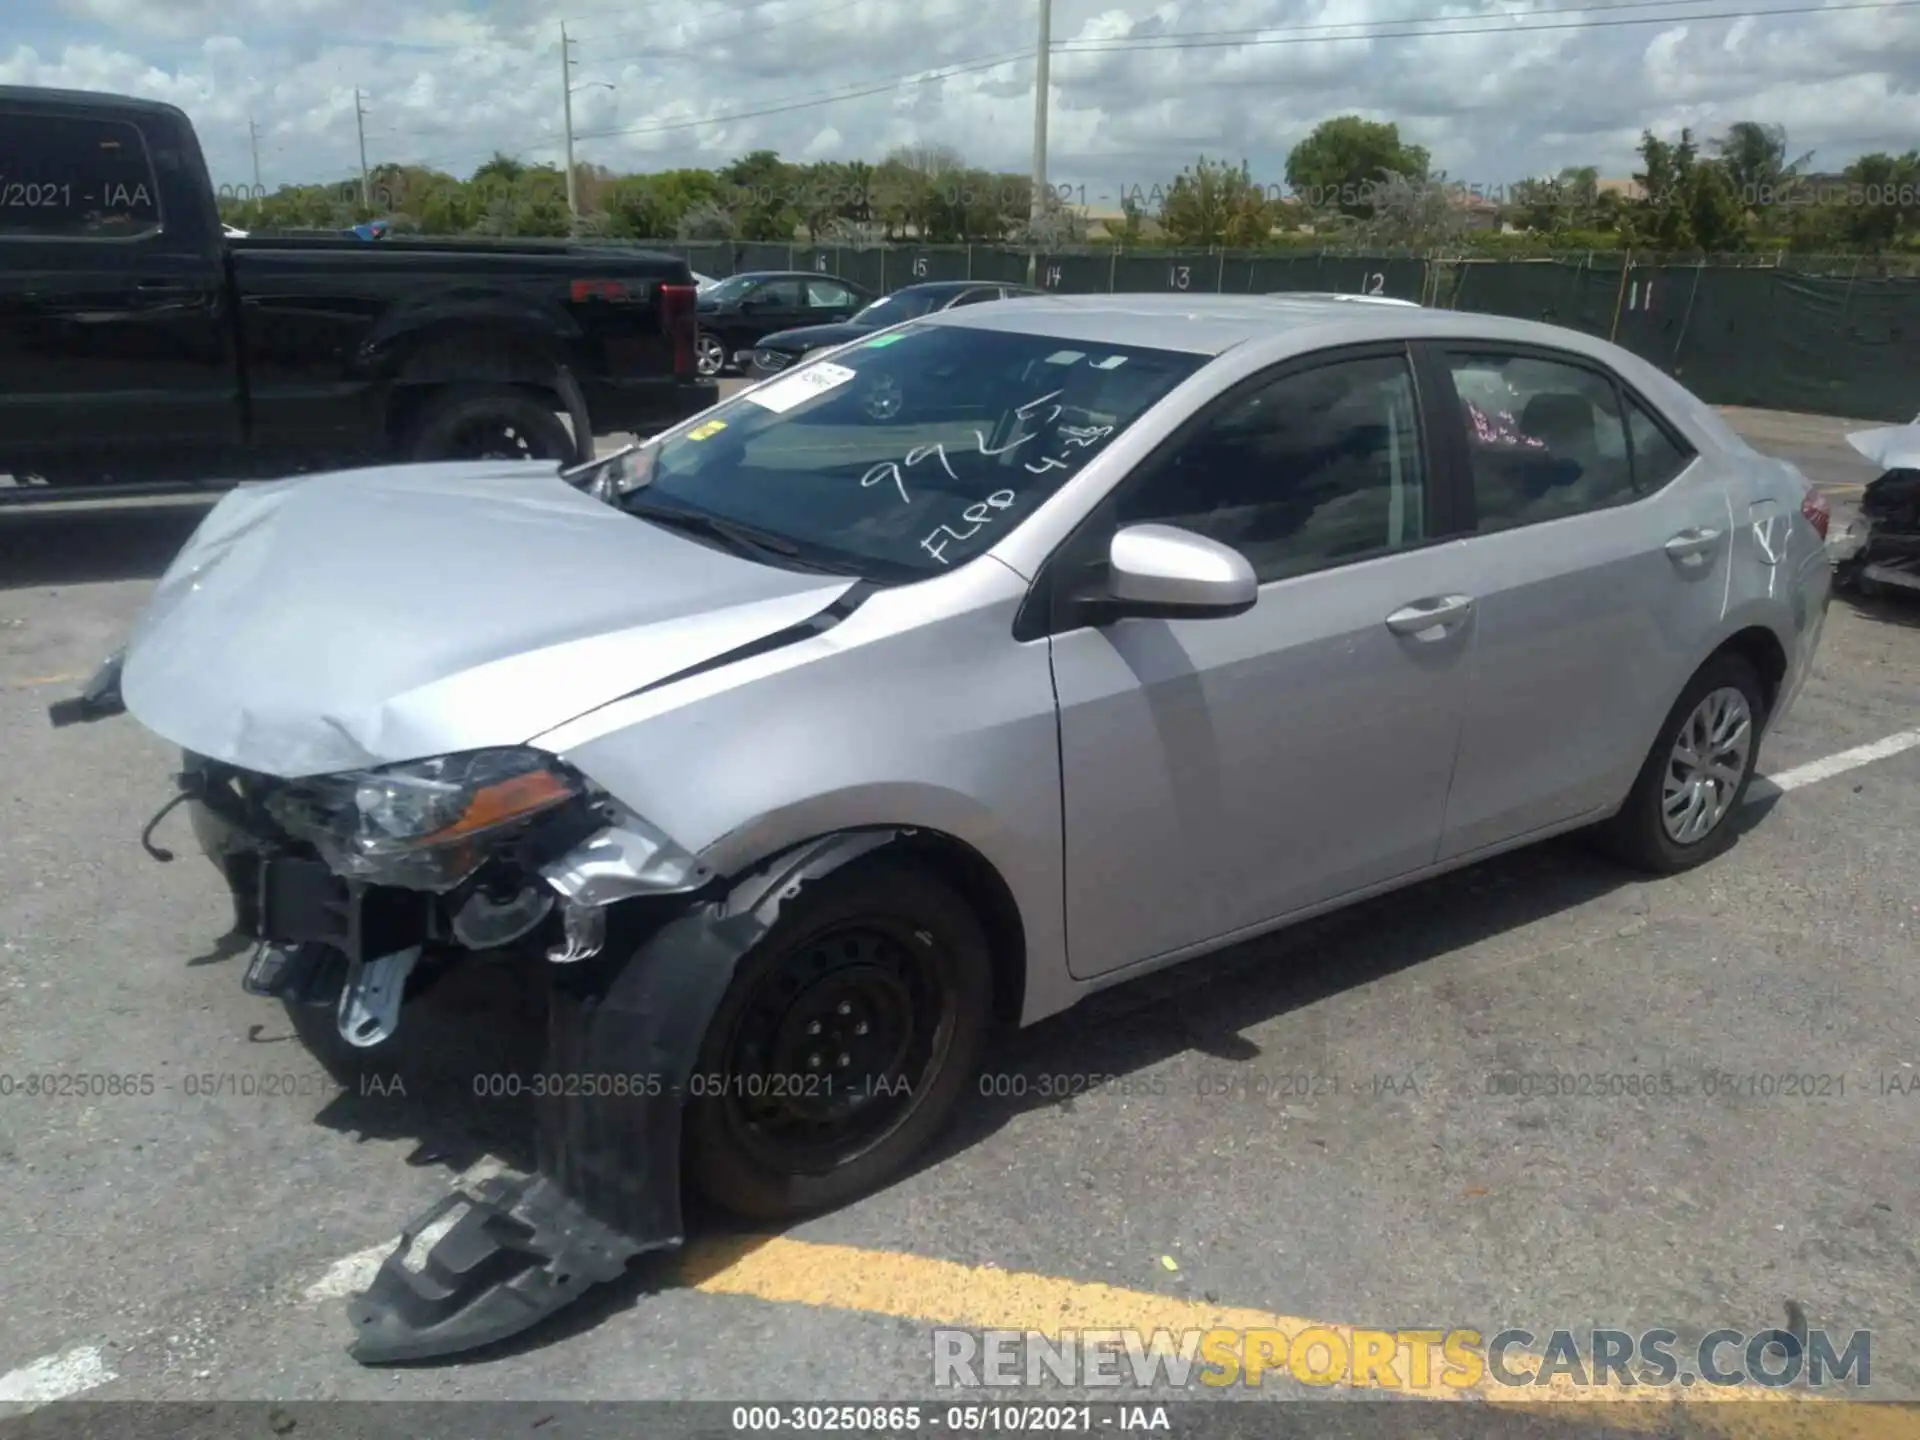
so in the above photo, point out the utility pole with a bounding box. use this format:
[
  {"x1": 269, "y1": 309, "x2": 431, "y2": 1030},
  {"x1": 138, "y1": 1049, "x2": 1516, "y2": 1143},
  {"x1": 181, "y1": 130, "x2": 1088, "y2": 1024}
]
[
  {"x1": 1026, "y1": 0, "x2": 1052, "y2": 286},
  {"x1": 353, "y1": 89, "x2": 371, "y2": 211},
  {"x1": 561, "y1": 23, "x2": 578, "y2": 224},
  {"x1": 248, "y1": 116, "x2": 262, "y2": 196}
]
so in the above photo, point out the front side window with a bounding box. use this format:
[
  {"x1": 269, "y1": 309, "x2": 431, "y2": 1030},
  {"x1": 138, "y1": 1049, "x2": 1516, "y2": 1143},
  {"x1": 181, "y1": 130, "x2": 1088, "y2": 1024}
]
[
  {"x1": 749, "y1": 278, "x2": 804, "y2": 308},
  {"x1": 1443, "y1": 351, "x2": 1637, "y2": 531},
  {"x1": 0, "y1": 114, "x2": 161, "y2": 239},
  {"x1": 612, "y1": 323, "x2": 1205, "y2": 581},
  {"x1": 1110, "y1": 353, "x2": 1429, "y2": 583}
]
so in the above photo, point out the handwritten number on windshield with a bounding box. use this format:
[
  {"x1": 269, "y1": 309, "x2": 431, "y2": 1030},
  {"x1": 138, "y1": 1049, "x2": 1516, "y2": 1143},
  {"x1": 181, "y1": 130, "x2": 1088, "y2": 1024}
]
[
  {"x1": 861, "y1": 461, "x2": 910, "y2": 503},
  {"x1": 922, "y1": 491, "x2": 1018, "y2": 565},
  {"x1": 863, "y1": 430, "x2": 1032, "y2": 506}
]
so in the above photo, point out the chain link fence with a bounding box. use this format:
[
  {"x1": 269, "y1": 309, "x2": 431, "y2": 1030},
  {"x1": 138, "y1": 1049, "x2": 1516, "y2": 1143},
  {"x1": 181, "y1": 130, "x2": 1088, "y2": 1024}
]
[{"x1": 627, "y1": 242, "x2": 1916, "y2": 420}]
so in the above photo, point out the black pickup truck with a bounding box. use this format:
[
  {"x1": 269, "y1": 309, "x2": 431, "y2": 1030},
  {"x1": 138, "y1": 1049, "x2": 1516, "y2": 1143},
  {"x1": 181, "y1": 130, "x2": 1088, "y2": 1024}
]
[{"x1": 0, "y1": 85, "x2": 717, "y2": 499}]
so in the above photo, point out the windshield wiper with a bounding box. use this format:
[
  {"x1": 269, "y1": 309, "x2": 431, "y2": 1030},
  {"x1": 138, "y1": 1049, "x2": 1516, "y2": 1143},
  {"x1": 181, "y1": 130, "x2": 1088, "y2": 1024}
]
[{"x1": 623, "y1": 496, "x2": 852, "y2": 572}]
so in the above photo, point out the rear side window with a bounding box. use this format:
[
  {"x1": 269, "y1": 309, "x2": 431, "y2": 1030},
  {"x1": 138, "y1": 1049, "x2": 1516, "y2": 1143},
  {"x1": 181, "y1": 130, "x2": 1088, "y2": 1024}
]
[
  {"x1": 0, "y1": 114, "x2": 161, "y2": 239},
  {"x1": 1442, "y1": 351, "x2": 1636, "y2": 532},
  {"x1": 1625, "y1": 394, "x2": 1694, "y2": 491}
]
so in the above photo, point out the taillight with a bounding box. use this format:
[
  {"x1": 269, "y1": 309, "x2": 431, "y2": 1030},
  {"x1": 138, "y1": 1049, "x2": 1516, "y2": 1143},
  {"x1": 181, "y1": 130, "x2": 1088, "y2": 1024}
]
[
  {"x1": 1801, "y1": 486, "x2": 1830, "y2": 540},
  {"x1": 658, "y1": 283, "x2": 697, "y2": 382}
]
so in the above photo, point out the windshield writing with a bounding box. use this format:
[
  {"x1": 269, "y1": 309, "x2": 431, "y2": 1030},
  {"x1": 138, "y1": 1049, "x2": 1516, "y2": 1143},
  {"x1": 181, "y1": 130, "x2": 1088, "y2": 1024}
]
[{"x1": 620, "y1": 324, "x2": 1202, "y2": 581}]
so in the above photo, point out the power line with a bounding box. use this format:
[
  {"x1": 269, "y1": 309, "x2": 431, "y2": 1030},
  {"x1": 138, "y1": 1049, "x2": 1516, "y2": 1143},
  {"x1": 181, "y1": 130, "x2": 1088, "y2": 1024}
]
[
  {"x1": 1054, "y1": 0, "x2": 1920, "y2": 52},
  {"x1": 356, "y1": 0, "x2": 1916, "y2": 176},
  {"x1": 566, "y1": 0, "x2": 1920, "y2": 147}
]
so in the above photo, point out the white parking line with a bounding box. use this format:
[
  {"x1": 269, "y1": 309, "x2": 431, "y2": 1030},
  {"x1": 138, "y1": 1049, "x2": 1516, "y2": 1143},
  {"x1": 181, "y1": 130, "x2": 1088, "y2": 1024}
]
[
  {"x1": 0, "y1": 1345, "x2": 115, "y2": 1405},
  {"x1": 1751, "y1": 727, "x2": 1920, "y2": 802}
]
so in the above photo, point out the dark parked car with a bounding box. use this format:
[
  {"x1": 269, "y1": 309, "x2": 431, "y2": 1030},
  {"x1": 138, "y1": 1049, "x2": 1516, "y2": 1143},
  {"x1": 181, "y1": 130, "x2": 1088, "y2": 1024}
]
[
  {"x1": 693, "y1": 270, "x2": 873, "y2": 376},
  {"x1": 0, "y1": 85, "x2": 716, "y2": 498},
  {"x1": 744, "y1": 280, "x2": 1046, "y2": 380}
]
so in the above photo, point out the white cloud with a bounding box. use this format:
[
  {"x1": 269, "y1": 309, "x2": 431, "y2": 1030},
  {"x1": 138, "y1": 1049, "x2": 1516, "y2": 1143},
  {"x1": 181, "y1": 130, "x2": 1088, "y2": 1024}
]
[{"x1": 6, "y1": 0, "x2": 1917, "y2": 200}]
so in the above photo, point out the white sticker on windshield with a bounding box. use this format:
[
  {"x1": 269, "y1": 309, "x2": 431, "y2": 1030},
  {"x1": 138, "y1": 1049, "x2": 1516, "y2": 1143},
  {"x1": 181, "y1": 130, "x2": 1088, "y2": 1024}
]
[
  {"x1": 1045, "y1": 350, "x2": 1085, "y2": 365},
  {"x1": 1091, "y1": 355, "x2": 1128, "y2": 369},
  {"x1": 744, "y1": 361, "x2": 857, "y2": 414}
]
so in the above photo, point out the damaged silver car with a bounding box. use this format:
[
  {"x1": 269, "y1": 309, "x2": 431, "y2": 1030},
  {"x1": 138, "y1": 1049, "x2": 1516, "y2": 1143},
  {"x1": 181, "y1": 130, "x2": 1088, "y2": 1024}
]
[{"x1": 53, "y1": 294, "x2": 1831, "y2": 1362}]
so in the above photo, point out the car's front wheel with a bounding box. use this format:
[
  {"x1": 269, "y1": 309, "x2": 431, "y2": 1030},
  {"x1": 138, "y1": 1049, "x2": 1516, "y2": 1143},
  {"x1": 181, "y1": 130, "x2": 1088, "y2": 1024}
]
[
  {"x1": 683, "y1": 854, "x2": 993, "y2": 1220},
  {"x1": 1593, "y1": 651, "x2": 1767, "y2": 873},
  {"x1": 695, "y1": 332, "x2": 728, "y2": 378}
]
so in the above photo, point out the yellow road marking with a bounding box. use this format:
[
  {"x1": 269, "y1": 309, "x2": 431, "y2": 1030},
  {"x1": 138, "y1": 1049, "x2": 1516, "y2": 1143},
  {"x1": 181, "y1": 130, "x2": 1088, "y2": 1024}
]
[
  {"x1": 4, "y1": 672, "x2": 85, "y2": 689},
  {"x1": 679, "y1": 1236, "x2": 1907, "y2": 1433}
]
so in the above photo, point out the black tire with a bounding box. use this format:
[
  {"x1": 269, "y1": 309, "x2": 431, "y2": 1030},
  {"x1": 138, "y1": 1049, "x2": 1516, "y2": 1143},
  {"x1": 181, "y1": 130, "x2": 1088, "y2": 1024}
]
[
  {"x1": 1591, "y1": 651, "x2": 1768, "y2": 874},
  {"x1": 405, "y1": 384, "x2": 576, "y2": 463},
  {"x1": 684, "y1": 856, "x2": 993, "y2": 1221}
]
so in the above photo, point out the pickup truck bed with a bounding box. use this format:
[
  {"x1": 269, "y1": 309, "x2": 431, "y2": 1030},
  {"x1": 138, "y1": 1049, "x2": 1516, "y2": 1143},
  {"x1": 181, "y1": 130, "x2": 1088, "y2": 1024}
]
[{"x1": 0, "y1": 85, "x2": 717, "y2": 500}]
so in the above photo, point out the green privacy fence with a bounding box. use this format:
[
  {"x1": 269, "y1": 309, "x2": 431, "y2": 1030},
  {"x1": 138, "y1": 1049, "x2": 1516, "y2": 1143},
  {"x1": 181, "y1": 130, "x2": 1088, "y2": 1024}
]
[{"x1": 642, "y1": 242, "x2": 1919, "y2": 422}]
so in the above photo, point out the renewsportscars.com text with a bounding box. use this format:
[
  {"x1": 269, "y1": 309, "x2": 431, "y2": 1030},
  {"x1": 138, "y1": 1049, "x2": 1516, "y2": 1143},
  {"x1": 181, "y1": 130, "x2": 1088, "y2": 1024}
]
[{"x1": 932, "y1": 1326, "x2": 1871, "y2": 1390}]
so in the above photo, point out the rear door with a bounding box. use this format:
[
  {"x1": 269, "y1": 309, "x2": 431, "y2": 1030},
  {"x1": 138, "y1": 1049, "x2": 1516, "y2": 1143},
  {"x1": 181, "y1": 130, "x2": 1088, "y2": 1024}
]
[
  {"x1": 804, "y1": 277, "x2": 862, "y2": 320},
  {"x1": 1421, "y1": 343, "x2": 1730, "y2": 860},
  {"x1": 0, "y1": 103, "x2": 239, "y2": 470}
]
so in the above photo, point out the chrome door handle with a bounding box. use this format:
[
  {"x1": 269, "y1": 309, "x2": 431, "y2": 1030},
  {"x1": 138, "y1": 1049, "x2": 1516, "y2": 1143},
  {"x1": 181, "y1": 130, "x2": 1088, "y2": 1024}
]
[
  {"x1": 1665, "y1": 527, "x2": 1722, "y2": 561},
  {"x1": 1385, "y1": 594, "x2": 1474, "y2": 638}
]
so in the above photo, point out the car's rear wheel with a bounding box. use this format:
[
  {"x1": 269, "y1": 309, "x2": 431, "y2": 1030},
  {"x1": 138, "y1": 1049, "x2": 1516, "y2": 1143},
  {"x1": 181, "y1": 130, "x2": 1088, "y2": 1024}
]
[
  {"x1": 695, "y1": 332, "x2": 728, "y2": 377},
  {"x1": 1593, "y1": 651, "x2": 1766, "y2": 873},
  {"x1": 684, "y1": 855, "x2": 993, "y2": 1220},
  {"x1": 406, "y1": 385, "x2": 576, "y2": 463}
]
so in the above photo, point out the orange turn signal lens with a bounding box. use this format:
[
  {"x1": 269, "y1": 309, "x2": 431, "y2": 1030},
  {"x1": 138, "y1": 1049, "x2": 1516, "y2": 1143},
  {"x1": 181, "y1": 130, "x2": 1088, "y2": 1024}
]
[{"x1": 421, "y1": 768, "x2": 576, "y2": 846}]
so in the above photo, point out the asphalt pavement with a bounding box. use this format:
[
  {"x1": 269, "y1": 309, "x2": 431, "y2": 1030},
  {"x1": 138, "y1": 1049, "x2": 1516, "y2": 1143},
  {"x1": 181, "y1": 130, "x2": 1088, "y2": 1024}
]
[{"x1": 1, "y1": 406, "x2": 1916, "y2": 1436}]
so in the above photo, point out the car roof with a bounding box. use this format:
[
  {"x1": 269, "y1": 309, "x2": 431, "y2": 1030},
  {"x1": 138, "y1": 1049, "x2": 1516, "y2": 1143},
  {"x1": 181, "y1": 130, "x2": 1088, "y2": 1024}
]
[
  {"x1": 0, "y1": 85, "x2": 188, "y2": 121},
  {"x1": 730, "y1": 270, "x2": 866, "y2": 284},
  {"x1": 894, "y1": 280, "x2": 1030, "y2": 296},
  {"x1": 918, "y1": 291, "x2": 1614, "y2": 359}
]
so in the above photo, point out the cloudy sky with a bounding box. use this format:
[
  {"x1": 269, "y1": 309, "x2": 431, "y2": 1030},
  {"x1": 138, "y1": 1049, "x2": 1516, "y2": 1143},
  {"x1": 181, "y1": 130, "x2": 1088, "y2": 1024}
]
[{"x1": 4, "y1": 0, "x2": 1916, "y2": 203}]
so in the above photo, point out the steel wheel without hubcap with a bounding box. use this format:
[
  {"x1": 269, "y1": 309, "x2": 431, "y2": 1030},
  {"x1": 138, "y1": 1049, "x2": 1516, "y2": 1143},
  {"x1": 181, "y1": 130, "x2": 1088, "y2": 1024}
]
[
  {"x1": 1661, "y1": 685, "x2": 1753, "y2": 844},
  {"x1": 720, "y1": 920, "x2": 953, "y2": 1175},
  {"x1": 695, "y1": 334, "x2": 727, "y2": 377}
]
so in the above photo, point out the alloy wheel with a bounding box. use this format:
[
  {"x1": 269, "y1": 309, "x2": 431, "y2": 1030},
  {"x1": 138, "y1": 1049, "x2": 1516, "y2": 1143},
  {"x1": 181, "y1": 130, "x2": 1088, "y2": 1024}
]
[
  {"x1": 1661, "y1": 685, "x2": 1753, "y2": 844},
  {"x1": 696, "y1": 334, "x2": 727, "y2": 377}
]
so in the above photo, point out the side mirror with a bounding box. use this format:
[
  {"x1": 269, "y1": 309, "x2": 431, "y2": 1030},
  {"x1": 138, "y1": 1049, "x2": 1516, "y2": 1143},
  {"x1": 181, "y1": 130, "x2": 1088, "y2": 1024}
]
[{"x1": 1104, "y1": 524, "x2": 1257, "y2": 619}]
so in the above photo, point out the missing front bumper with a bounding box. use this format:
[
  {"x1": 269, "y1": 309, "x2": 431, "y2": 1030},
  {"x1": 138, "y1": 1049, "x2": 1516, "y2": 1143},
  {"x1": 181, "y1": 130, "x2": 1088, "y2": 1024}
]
[{"x1": 340, "y1": 830, "x2": 903, "y2": 1363}]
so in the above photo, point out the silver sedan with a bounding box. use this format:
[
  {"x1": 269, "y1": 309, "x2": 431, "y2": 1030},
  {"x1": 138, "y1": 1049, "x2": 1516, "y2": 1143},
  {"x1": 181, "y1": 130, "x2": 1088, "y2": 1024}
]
[{"x1": 70, "y1": 293, "x2": 1832, "y2": 1359}]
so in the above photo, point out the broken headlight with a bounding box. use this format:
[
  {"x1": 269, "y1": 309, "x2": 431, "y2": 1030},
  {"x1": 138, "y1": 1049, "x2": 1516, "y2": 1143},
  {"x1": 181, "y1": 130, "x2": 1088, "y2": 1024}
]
[{"x1": 266, "y1": 747, "x2": 581, "y2": 891}]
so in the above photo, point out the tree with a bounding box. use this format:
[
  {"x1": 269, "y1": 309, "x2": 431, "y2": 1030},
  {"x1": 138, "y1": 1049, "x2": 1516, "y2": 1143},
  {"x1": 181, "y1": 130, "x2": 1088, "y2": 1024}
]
[
  {"x1": 1155, "y1": 156, "x2": 1273, "y2": 247},
  {"x1": 1356, "y1": 171, "x2": 1470, "y2": 247},
  {"x1": 1285, "y1": 117, "x2": 1430, "y2": 218},
  {"x1": 1627, "y1": 129, "x2": 1746, "y2": 252},
  {"x1": 716, "y1": 150, "x2": 799, "y2": 241},
  {"x1": 1835, "y1": 150, "x2": 1920, "y2": 249},
  {"x1": 1710, "y1": 121, "x2": 1816, "y2": 216}
]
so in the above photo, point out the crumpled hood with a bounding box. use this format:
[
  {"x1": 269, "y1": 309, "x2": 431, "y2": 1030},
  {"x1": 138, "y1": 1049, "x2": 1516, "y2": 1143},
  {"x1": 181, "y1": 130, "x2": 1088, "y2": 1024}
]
[
  {"x1": 1846, "y1": 423, "x2": 1920, "y2": 472},
  {"x1": 120, "y1": 460, "x2": 855, "y2": 777}
]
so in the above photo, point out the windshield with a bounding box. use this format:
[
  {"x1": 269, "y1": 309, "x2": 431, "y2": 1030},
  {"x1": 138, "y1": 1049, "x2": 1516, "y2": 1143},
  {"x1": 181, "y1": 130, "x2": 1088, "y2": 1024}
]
[
  {"x1": 853, "y1": 291, "x2": 941, "y2": 325},
  {"x1": 614, "y1": 322, "x2": 1204, "y2": 581}
]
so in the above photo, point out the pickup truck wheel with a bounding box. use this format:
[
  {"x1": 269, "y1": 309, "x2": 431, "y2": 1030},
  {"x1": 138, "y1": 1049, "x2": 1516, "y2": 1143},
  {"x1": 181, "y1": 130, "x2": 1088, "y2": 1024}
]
[
  {"x1": 406, "y1": 385, "x2": 576, "y2": 463},
  {"x1": 684, "y1": 856, "x2": 992, "y2": 1221}
]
